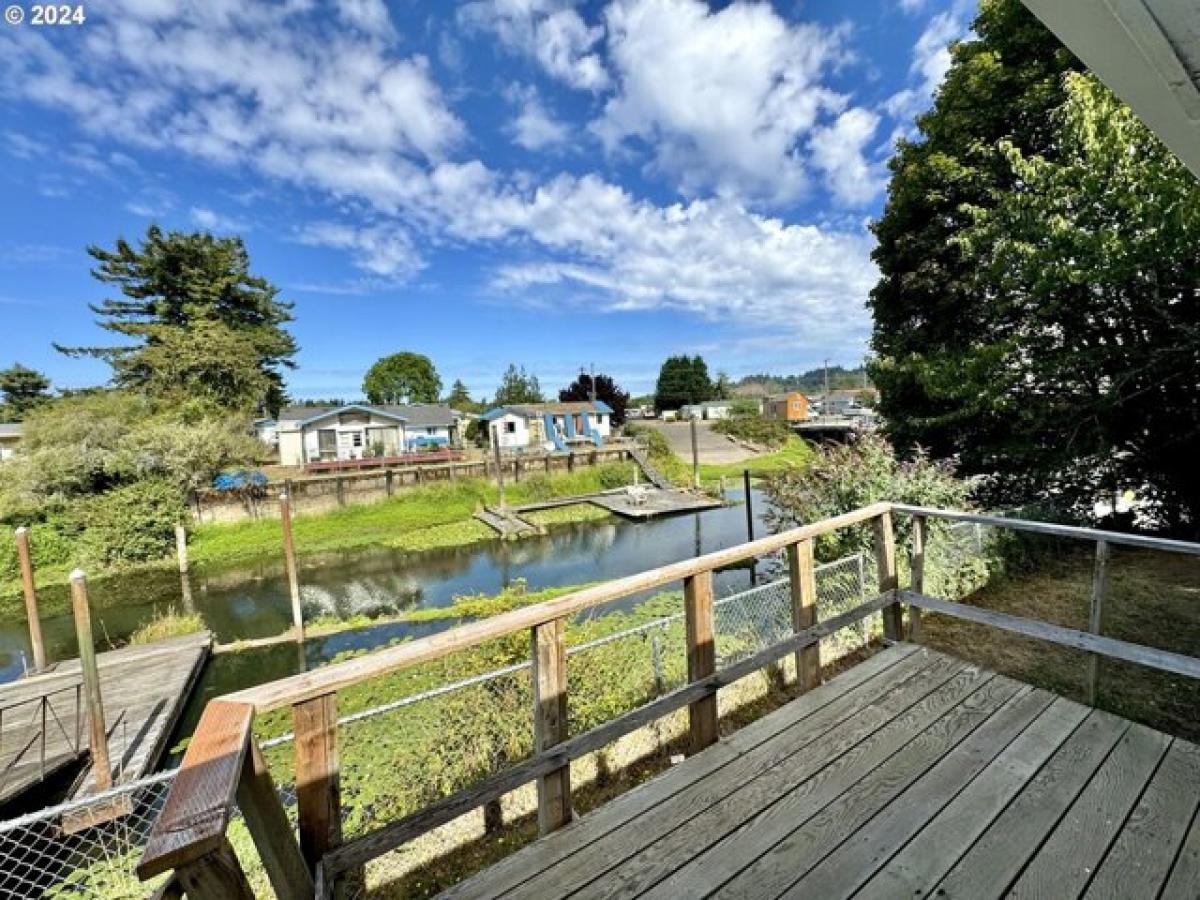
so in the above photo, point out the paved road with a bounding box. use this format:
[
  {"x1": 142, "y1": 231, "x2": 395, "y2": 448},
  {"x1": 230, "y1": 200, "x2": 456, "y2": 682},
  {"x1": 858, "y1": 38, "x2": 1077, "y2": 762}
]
[{"x1": 636, "y1": 420, "x2": 759, "y2": 465}]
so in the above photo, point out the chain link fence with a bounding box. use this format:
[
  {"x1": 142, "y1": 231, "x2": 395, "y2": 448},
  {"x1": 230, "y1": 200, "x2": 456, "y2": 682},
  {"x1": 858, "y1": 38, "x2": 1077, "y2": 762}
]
[{"x1": 0, "y1": 545, "x2": 970, "y2": 899}]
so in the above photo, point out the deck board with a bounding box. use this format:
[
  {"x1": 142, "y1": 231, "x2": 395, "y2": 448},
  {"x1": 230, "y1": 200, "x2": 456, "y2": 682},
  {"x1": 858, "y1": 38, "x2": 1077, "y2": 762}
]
[
  {"x1": 1083, "y1": 739, "x2": 1200, "y2": 899},
  {"x1": 431, "y1": 645, "x2": 1200, "y2": 900},
  {"x1": 854, "y1": 697, "x2": 1089, "y2": 899}
]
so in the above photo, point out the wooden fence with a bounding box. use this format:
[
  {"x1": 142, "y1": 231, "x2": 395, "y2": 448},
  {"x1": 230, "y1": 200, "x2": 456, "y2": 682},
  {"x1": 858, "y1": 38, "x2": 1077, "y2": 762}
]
[
  {"x1": 189, "y1": 447, "x2": 634, "y2": 525},
  {"x1": 135, "y1": 502, "x2": 1200, "y2": 898}
]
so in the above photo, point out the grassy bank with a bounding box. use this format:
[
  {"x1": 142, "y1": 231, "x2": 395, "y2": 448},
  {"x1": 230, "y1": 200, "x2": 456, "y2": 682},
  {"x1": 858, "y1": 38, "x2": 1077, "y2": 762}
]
[
  {"x1": 699, "y1": 436, "x2": 813, "y2": 482},
  {"x1": 189, "y1": 464, "x2": 635, "y2": 568},
  {"x1": 0, "y1": 464, "x2": 636, "y2": 615},
  {"x1": 922, "y1": 540, "x2": 1200, "y2": 742}
]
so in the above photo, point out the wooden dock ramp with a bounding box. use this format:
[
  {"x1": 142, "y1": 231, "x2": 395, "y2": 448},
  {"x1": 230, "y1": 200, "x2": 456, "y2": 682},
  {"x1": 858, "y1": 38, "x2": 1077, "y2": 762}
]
[{"x1": 0, "y1": 631, "x2": 211, "y2": 806}]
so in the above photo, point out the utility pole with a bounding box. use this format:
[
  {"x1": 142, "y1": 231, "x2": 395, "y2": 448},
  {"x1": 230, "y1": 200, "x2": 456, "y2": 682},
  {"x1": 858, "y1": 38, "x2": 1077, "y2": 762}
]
[{"x1": 823, "y1": 358, "x2": 831, "y2": 418}]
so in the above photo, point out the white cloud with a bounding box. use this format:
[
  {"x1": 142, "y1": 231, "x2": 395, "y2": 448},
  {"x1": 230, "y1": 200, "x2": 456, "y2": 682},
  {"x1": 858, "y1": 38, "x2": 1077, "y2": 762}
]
[
  {"x1": 592, "y1": 0, "x2": 849, "y2": 205},
  {"x1": 190, "y1": 206, "x2": 250, "y2": 232},
  {"x1": 507, "y1": 85, "x2": 570, "y2": 150},
  {"x1": 0, "y1": 0, "x2": 878, "y2": 355},
  {"x1": 809, "y1": 108, "x2": 886, "y2": 206},
  {"x1": 897, "y1": 0, "x2": 926, "y2": 13},
  {"x1": 335, "y1": 0, "x2": 393, "y2": 38},
  {"x1": 0, "y1": 1, "x2": 464, "y2": 167},
  {"x1": 459, "y1": 0, "x2": 610, "y2": 91},
  {"x1": 884, "y1": 4, "x2": 971, "y2": 122},
  {"x1": 296, "y1": 222, "x2": 425, "y2": 280}
]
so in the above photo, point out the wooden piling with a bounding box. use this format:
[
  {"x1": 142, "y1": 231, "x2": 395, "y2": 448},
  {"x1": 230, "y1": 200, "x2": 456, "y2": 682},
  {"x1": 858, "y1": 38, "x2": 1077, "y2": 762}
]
[
  {"x1": 492, "y1": 434, "x2": 506, "y2": 510},
  {"x1": 532, "y1": 618, "x2": 571, "y2": 835},
  {"x1": 174, "y1": 524, "x2": 189, "y2": 575},
  {"x1": 280, "y1": 493, "x2": 305, "y2": 641},
  {"x1": 70, "y1": 570, "x2": 112, "y2": 792},
  {"x1": 690, "y1": 417, "x2": 700, "y2": 489},
  {"x1": 15, "y1": 527, "x2": 46, "y2": 672}
]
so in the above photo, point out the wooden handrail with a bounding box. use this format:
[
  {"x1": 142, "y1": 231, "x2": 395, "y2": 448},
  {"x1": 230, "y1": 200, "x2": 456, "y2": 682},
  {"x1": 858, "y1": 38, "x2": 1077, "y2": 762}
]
[
  {"x1": 900, "y1": 590, "x2": 1200, "y2": 680},
  {"x1": 890, "y1": 504, "x2": 1200, "y2": 556},
  {"x1": 228, "y1": 501, "x2": 891, "y2": 712}
]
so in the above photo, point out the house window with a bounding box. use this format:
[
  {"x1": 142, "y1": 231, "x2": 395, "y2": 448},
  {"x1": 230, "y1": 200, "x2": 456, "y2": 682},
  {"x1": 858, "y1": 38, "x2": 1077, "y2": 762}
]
[
  {"x1": 351, "y1": 431, "x2": 363, "y2": 448},
  {"x1": 505, "y1": 421, "x2": 516, "y2": 434},
  {"x1": 427, "y1": 427, "x2": 437, "y2": 435}
]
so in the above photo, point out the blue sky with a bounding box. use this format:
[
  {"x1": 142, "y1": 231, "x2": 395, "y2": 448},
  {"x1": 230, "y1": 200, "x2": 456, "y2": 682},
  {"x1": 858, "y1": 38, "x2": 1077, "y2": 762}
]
[{"x1": 0, "y1": 0, "x2": 973, "y2": 400}]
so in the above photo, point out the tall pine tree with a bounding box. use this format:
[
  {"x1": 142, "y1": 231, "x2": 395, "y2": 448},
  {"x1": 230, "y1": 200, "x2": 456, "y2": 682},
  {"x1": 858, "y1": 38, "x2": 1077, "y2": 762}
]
[{"x1": 58, "y1": 226, "x2": 297, "y2": 413}]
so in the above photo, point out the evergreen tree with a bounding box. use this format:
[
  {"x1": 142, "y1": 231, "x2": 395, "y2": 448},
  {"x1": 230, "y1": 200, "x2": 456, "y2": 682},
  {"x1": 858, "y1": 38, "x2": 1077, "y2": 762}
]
[
  {"x1": 559, "y1": 372, "x2": 631, "y2": 425},
  {"x1": 58, "y1": 226, "x2": 297, "y2": 413},
  {"x1": 493, "y1": 364, "x2": 544, "y2": 406},
  {"x1": 0, "y1": 364, "x2": 51, "y2": 420},
  {"x1": 654, "y1": 355, "x2": 714, "y2": 411},
  {"x1": 363, "y1": 352, "x2": 441, "y2": 404},
  {"x1": 446, "y1": 379, "x2": 480, "y2": 413}
]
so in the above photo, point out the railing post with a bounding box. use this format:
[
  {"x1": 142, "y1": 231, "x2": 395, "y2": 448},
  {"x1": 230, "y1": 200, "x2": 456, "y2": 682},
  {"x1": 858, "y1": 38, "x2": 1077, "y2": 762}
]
[
  {"x1": 684, "y1": 571, "x2": 718, "y2": 752},
  {"x1": 1086, "y1": 539, "x2": 1110, "y2": 705},
  {"x1": 532, "y1": 617, "x2": 571, "y2": 835},
  {"x1": 872, "y1": 511, "x2": 902, "y2": 641},
  {"x1": 294, "y1": 694, "x2": 342, "y2": 875},
  {"x1": 175, "y1": 840, "x2": 255, "y2": 900},
  {"x1": 15, "y1": 527, "x2": 47, "y2": 672},
  {"x1": 70, "y1": 570, "x2": 112, "y2": 791},
  {"x1": 280, "y1": 492, "x2": 305, "y2": 641},
  {"x1": 237, "y1": 740, "x2": 314, "y2": 900},
  {"x1": 787, "y1": 539, "x2": 820, "y2": 691},
  {"x1": 909, "y1": 515, "x2": 927, "y2": 641}
]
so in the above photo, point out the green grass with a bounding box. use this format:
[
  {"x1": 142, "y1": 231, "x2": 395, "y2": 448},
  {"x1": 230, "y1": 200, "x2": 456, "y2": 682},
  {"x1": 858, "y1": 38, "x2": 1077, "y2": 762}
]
[
  {"x1": 190, "y1": 466, "x2": 636, "y2": 569},
  {"x1": 698, "y1": 436, "x2": 813, "y2": 483},
  {"x1": 126, "y1": 606, "x2": 205, "y2": 645}
]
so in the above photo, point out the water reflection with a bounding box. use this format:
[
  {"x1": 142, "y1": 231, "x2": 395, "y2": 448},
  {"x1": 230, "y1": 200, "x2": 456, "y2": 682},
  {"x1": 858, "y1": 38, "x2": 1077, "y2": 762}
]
[{"x1": 0, "y1": 489, "x2": 772, "y2": 685}]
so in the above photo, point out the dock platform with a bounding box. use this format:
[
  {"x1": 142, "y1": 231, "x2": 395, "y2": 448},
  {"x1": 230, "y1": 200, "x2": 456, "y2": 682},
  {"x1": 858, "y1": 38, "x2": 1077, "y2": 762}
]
[
  {"x1": 440, "y1": 643, "x2": 1200, "y2": 899},
  {"x1": 0, "y1": 632, "x2": 211, "y2": 806}
]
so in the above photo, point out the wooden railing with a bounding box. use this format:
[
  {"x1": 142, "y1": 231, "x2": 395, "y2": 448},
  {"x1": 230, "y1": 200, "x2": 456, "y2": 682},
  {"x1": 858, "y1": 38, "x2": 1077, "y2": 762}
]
[{"x1": 136, "y1": 502, "x2": 1200, "y2": 899}]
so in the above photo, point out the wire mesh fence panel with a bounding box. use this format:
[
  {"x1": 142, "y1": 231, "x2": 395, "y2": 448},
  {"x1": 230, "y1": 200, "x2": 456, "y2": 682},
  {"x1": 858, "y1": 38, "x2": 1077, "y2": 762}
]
[
  {"x1": 815, "y1": 553, "x2": 874, "y2": 658},
  {"x1": 923, "y1": 521, "x2": 995, "y2": 600},
  {"x1": 0, "y1": 772, "x2": 176, "y2": 899},
  {"x1": 713, "y1": 578, "x2": 793, "y2": 668}
]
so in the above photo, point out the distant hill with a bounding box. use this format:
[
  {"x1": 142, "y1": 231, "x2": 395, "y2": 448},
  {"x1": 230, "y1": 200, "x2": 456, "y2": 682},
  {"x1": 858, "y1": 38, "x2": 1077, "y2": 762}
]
[{"x1": 734, "y1": 366, "x2": 872, "y2": 396}]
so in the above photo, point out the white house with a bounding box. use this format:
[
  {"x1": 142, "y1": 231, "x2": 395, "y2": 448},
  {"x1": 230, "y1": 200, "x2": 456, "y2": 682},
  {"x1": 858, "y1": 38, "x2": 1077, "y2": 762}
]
[
  {"x1": 480, "y1": 401, "x2": 613, "y2": 452},
  {"x1": 680, "y1": 399, "x2": 751, "y2": 420},
  {"x1": 276, "y1": 404, "x2": 461, "y2": 466},
  {"x1": 0, "y1": 423, "x2": 21, "y2": 462}
]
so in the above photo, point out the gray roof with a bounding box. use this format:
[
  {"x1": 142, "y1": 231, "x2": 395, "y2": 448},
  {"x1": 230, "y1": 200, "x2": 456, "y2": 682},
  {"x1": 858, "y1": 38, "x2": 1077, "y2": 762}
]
[
  {"x1": 278, "y1": 403, "x2": 459, "y2": 428},
  {"x1": 0, "y1": 423, "x2": 22, "y2": 438}
]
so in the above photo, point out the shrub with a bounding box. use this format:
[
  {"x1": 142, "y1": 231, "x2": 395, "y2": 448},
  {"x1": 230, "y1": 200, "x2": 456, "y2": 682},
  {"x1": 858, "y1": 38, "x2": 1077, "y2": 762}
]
[
  {"x1": 762, "y1": 435, "x2": 972, "y2": 560},
  {"x1": 712, "y1": 412, "x2": 790, "y2": 449},
  {"x1": 596, "y1": 463, "x2": 633, "y2": 490},
  {"x1": 70, "y1": 478, "x2": 187, "y2": 568}
]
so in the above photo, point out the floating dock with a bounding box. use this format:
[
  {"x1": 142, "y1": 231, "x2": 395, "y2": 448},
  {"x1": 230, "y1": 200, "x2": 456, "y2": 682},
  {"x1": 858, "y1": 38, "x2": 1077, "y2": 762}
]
[{"x1": 0, "y1": 631, "x2": 211, "y2": 806}]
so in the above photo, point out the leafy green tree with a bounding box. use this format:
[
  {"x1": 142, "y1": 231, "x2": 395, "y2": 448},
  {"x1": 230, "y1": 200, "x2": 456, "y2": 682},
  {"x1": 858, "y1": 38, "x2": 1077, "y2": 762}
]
[
  {"x1": 0, "y1": 364, "x2": 51, "y2": 420},
  {"x1": 713, "y1": 371, "x2": 733, "y2": 400},
  {"x1": 559, "y1": 372, "x2": 631, "y2": 425},
  {"x1": 445, "y1": 379, "x2": 476, "y2": 412},
  {"x1": 653, "y1": 355, "x2": 713, "y2": 411},
  {"x1": 57, "y1": 226, "x2": 297, "y2": 413},
  {"x1": 131, "y1": 320, "x2": 273, "y2": 411},
  {"x1": 956, "y1": 74, "x2": 1200, "y2": 530},
  {"x1": 493, "y1": 364, "x2": 543, "y2": 406},
  {"x1": 363, "y1": 352, "x2": 442, "y2": 404},
  {"x1": 869, "y1": 0, "x2": 1080, "y2": 462}
]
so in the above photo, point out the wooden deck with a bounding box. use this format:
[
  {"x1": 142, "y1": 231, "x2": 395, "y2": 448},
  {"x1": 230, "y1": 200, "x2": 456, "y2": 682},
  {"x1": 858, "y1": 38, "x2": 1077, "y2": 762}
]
[
  {"x1": 439, "y1": 644, "x2": 1200, "y2": 900},
  {"x1": 0, "y1": 632, "x2": 211, "y2": 805}
]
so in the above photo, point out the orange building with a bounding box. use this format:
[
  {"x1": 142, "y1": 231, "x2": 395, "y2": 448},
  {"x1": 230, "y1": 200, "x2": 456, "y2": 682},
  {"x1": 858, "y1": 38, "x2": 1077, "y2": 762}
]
[{"x1": 763, "y1": 392, "x2": 809, "y2": 423}]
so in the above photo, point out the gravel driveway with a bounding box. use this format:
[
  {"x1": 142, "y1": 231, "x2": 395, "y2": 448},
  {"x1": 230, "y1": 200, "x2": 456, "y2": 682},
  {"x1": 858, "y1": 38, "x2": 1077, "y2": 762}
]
[{"x1": 636, "y1": 420, "x2": 759, "y2": 465}]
